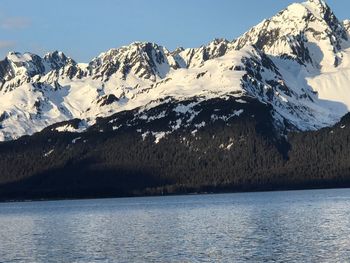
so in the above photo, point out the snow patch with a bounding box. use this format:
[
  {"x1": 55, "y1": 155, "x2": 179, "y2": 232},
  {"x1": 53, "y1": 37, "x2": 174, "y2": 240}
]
[
  {"x1": 113, "y1": 125, "x2": 122, "y2": 131},
  {"x1": 153, "y1": 131, "x2": 168, "y2": 144},
  {"x1": 194, "y1": 122, "x2": 206, "y2": 129},
  {"x1": 174, "y1": 103, "x2": 198, "y2": 114},
  {"x1": 72, "y1": 137, "x2": 81, "y2": 144},
  {"x1": 211, "y1": 109, "x2": 244, "y2": 122},
  {"x1": 44, "y1": 149, "x2": 54, "y2": 157}
]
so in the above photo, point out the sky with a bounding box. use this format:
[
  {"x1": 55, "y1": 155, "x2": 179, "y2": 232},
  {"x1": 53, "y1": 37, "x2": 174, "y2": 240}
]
[{"x1": 0, "y1": 0, "x2": 349, "y2": 62}]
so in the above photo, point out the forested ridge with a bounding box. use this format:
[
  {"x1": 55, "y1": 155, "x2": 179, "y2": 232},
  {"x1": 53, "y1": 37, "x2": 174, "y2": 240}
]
[{"x1": 0, "y1": 98, "x2": 350, "y2": 201}]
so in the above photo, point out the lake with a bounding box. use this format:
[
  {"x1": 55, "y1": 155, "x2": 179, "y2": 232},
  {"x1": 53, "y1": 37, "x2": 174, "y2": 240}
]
[{"x1": 0, "y1": 189, "x2": 350, "y2": 262}]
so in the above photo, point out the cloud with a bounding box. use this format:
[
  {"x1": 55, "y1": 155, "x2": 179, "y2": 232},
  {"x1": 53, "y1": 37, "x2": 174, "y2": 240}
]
[
  {"x1": 0, "y1": 40, "x2": 16, "y2": 50},
  {"x1": 1, "y1": 17, "x2": 31, "y2": 30}
]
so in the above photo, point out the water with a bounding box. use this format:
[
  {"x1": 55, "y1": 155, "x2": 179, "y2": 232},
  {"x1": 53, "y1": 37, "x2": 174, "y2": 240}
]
[{"x1": 0, "y1": 189, "x2": 350, "y2": 262}]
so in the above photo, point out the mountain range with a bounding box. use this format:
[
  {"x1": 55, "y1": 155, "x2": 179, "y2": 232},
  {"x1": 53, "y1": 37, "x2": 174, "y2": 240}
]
[{"x1": 1, "y1": 0, "x2": 350, "y2": 200}]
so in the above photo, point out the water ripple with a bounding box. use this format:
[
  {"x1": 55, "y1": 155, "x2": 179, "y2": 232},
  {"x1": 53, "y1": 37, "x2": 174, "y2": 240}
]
[{"x1": 0, "y1": 189, "x2": 350, "y2": 262}]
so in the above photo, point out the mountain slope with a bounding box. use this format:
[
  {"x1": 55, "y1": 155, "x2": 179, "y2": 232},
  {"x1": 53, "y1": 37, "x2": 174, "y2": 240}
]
[{"x1": 0, "y1": 98, "x2": 350, "y2": 200}]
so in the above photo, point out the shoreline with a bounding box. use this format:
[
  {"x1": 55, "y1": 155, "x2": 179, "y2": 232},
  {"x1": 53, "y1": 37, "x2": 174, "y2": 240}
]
[{"x1": 1, "y1": 184, "x2": 349, "y2": 204}]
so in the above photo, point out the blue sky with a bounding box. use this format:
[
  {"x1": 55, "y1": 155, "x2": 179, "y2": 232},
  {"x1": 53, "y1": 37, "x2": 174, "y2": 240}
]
[{"x1": 0, "y1": 0, "x2": 348, "y2": 62}]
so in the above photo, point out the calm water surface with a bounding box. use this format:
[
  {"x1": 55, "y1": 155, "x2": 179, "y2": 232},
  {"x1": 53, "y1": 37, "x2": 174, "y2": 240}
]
[{"x1": 0, "y1": 189, "x2": 350, "y2": 262}]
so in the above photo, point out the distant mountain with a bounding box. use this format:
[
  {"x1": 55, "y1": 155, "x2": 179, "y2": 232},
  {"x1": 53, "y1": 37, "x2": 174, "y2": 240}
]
[{"x1": 1, "y1": 0, "x2": 350, "y2": 200}]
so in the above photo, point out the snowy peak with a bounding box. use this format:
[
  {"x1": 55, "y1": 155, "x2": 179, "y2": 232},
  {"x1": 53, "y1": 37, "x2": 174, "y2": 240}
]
[
  {"x1": 232, "y1": 0, "x2": 347, "y2": 67},
  {"x1": 343, "y1": 19, "x2": 350, "y2": 34},
  {"x1": 0, "y1": 52, "x2": 47, "y2": 92},
  {"x1": 176, "y1": 38, "x2": 232, "y2": 68},
  {"x1": 304, "y1": 0, "x2": 329, "y2": 14},
  {"x1": 43, "y1": 51, "x2": 75, "y2": 71},
  {"x1": 89, "y1": 41, "x2": 178, "y2": 81},
  {"x1": 303, "y1": 0, "x2": 348, "y2": 41},
  {"x1": 5, "y1": 51, "x2": 75, "y2": 75},
  {"x1": 0, "y1": 51, "x2": 80, "y2": 92},
  {"x1": 5, "y1": 52, "x2": 45, "y2": 77},
  {"x1": 304, "y1": 0, "x2": 328, "y2": 12},
  {"x1": 43, "y1": 51, "x2": 86, "y2": 81}
]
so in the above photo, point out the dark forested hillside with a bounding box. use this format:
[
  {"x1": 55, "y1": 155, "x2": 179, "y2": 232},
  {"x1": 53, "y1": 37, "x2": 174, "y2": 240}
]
[{"x1": 0, "y1": 97, "x2": 350, "y2": 201}]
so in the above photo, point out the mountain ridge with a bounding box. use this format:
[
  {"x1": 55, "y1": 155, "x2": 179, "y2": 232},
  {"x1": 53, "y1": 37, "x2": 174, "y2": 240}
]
[{"x1": 0, "y1": 0, "x2": 350, "y2": 141}]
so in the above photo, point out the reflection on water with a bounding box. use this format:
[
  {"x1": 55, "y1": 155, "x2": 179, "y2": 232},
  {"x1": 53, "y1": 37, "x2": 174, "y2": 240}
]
[{"x1": 0, "y1": 189, "x2": 350, "y2": 262}]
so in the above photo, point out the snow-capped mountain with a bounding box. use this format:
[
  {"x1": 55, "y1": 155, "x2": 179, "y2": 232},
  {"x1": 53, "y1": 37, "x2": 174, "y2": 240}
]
[
  {"x1": 232, "y1": 0, "x2": 348, "y2": 67},
  {"x1": 0, "y1": 0, "x2": 350, "y2": 141}
]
